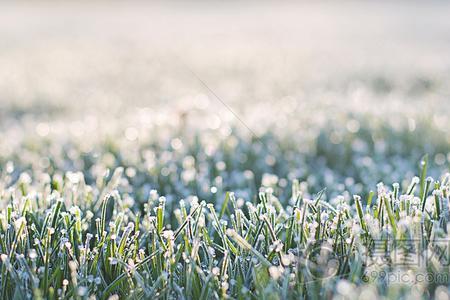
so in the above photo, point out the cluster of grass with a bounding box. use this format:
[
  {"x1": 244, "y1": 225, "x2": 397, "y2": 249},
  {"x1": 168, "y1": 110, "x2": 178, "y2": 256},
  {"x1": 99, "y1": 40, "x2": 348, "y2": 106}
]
[
  {"x1": 1, "y1": 155, "x2": 450, "y2": 299},
  {"x1": 1, "y1": 85, "x2": 450, "y2": 300}
]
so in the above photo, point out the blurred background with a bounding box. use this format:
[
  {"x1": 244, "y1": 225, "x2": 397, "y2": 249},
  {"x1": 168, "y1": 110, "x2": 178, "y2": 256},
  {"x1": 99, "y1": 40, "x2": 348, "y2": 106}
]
[{"x1": 1, "y1": 1, "x2": 450, "y2": 204}]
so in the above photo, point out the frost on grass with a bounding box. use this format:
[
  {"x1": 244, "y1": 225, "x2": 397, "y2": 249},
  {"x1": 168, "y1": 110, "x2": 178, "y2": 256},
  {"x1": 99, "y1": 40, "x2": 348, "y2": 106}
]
[{"x1": 1, "y1": 167, "x2": 450, "y2": 299}]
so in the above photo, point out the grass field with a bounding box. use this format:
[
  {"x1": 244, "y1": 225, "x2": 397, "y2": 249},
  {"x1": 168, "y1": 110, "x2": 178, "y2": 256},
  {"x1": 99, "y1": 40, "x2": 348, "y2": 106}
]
[{"x1": 1, "y1": 2, "x2": 450, "y2": 299}]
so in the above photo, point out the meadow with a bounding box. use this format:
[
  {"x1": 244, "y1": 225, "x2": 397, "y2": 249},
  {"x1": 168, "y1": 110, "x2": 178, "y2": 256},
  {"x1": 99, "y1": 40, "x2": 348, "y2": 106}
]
[{"x1": 1, "y1": 2, "x2": 450, "y2": 299}]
